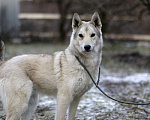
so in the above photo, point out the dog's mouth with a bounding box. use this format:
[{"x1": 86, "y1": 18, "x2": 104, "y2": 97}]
[{"x1": 85, "y1": 49, "x2": 91, "y2": 52}]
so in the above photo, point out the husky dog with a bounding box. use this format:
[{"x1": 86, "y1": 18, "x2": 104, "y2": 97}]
[{"x1": 0, "y1": 12, "x2": 103, "y2": 120}]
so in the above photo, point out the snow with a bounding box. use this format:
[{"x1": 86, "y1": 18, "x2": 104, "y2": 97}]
[
  {"x1": 102, "y1": 73, "x2": 150, "y2": 83},
  {"x1": 38, "y1": 96, "x2": 56, "y2": 106}
]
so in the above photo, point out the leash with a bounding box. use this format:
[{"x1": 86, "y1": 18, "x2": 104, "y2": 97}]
[{"x1": 75, "y1": 56, "x2": 150, "y2": 105}]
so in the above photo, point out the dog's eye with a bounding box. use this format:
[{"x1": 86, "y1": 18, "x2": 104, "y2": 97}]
[
  {"x1": 79, "y1": 34, "x2": 84, "y2": 38},
  {"x1": 91, "y1": 33, "x2": 95, "y2": 37}
]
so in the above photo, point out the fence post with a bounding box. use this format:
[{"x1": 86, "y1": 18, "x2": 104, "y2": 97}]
[{"x1": 0, "y1": 0, "x2": 20, "y2": 38}]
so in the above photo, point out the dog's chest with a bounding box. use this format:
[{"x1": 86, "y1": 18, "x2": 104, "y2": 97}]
[
  {"x1": 71, "y1": 67, "x2": 97, "y2": 97},
  {"x1": 72, "y1": 78, "x2": 92, "y2": 97}
]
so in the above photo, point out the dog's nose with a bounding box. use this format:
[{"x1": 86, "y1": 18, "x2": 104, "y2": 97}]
[{"x1": 84, "y1": 45, "x2": 91, "y2": 52}]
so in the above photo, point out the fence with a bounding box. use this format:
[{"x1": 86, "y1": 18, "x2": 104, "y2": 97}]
[{"x1": 19, "y1": 13, "x2": 150, "y2": 41}]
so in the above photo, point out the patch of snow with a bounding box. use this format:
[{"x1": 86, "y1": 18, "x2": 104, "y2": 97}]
[
  {"x1": 102, "y1": 73, "x2": 150, "y2": 83},
  {"x1": 38, "y1": 95, "x2": 56, "y2": 106}
]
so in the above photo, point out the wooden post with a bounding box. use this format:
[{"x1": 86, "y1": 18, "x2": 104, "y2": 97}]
[{"x1": 0, "y1": 0, "x2": 20, "y2": 37}]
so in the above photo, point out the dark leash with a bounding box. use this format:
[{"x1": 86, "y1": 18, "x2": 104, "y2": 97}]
[{"x1": 75, "y1": 56, "x2": 150, "y2": 105}]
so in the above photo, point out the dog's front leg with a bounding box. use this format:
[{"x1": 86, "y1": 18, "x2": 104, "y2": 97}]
[
  {"x1": 55, "y1": 91, "x2": 72, "y2": 120},
  {"x1": 67, "y1": 96, "x2": 81, "y2": 120}
]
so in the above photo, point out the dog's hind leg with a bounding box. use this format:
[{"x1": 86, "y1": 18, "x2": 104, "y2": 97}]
[
  {"x1": 20, "y1": 90, "x2": 39, "y2": 120},
  {"x1": 0, "y1": 77, "x2": 33, "y2": 120}
]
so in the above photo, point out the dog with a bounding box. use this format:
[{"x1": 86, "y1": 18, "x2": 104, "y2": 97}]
[{"x1": 0, "y1": 12, "x2": 103, "y2": 120}]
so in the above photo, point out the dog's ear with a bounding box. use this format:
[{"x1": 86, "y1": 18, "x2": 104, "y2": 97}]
[
  {"x1": 91, "y1": 12, "x2": 102, "y2": 29},
  {"x1": 72, "y1": 13, "x2": 82, "y2": 29}
]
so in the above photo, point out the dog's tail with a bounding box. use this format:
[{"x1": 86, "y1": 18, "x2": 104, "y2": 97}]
[{"x1": 0, "y1": 40, "x2": 5, "y2": 62}]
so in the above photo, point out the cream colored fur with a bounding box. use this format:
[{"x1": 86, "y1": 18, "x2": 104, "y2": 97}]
[{"x1": 0, "y1": 12, "x2": 103, "y2": 120}]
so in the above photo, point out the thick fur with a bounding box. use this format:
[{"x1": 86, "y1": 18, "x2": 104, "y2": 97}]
[{"x1": 0, "y1": 12, "x2": 103, "y2": 120}]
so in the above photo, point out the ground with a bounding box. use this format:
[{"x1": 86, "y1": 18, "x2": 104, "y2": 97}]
[{"x1": 0, "y1": 41, "x2": 150, "y2": 120}]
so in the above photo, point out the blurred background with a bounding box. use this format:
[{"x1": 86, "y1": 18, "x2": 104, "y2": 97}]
[
  {"x1": 0, "y1": 0, "x2": 150, "y2": 43},
  {"x1": 0, "y1": 0, "x2": 150, "y2": 119}
]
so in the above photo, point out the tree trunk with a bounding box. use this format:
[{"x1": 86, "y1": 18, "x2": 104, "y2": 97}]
[{"x1": 57, "y1": 0, "x2": 72, "y2": 43}]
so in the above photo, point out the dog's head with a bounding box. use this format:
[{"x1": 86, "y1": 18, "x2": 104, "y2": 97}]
[{"x1": 69, "y1": 12, "x2": 103, "y2": 55}]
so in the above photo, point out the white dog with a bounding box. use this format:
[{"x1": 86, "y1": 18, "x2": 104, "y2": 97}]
[{"x1": 0, "y1": 12, "x2": 103, "y2": 120}]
